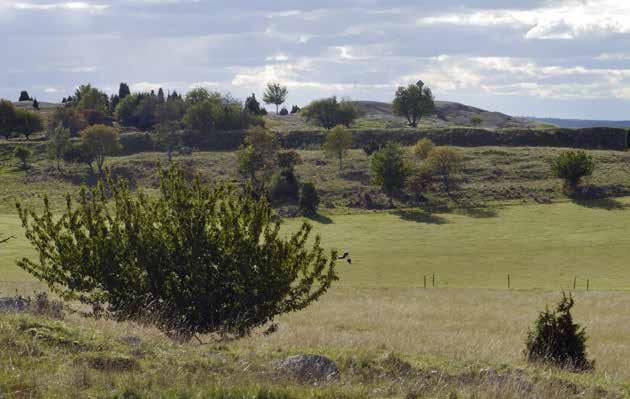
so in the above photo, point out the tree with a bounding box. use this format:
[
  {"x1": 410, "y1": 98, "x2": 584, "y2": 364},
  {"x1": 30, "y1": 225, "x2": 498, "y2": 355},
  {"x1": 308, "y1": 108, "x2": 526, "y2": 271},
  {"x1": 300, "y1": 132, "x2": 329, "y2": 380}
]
[
  {"x1": 156, "y1": 122, "x2": 181, "y2": 162},
  {"x1": 79, "y1": 125, "x2": 121, "y2": 174},
  {"x1": 245, "y1": 93, "x2": 263, "y2": 115},
  {"x1": 392, "y1": 81, "x2": 436, "y2": 128},
  {"x1": 300, "y1": 182, "x2": 320, "y2": 216},
  {"x1": 15, "y1": 108, "x2": 43, "y2": 140},
  {"x1": 185, "y1": 87, "x2": 216, "y2": 106},
  {"x1": 412, "y1": 137, "x2": 434, "y2": 160},
  {"x1": 323, "y1": 125, "x2": 352, "y2": 171},
  {"x1": 183, "y1": 100, "x2": 222, "y2": 134},
  {"x1": 75, "y1": 84, "x2": 110, "y2": 114},
  {"x1": 157, "y1": 88, "x2": 165, "y2": 103},
  {"x1": 425, "y1": 147, "x2": 464, "y2": 192},
  {"x1": 13, "y1": 145, "x2": 32, "y2": 169},
  {"x1": 19, "y1": 91, "x2": 31, "y2": 101},
  {"x1": 470, "y1": 115, "x2": 482, "y2": 127},
  {"x1": 370, "y1": 142, "x2": 411, "y2": 206},
  {"x1": 263, "y1": 82, "x2": 288, "y2": 115},
  {"x1": 48, "y1": 107, "x2": 87, "y2": 136},
  {"x1": 279, "y1": 107, "x2": 289, "y2": 116},
  {"x1": 271, "y1": 150, "x2": 303, "y2": 202},
  {"x1": 16, "y1": 166, "x2": 338, "y2": 338},
  {"x1": 525, "y1": 293, "x2": 593, "y2": 371},
  {"x1": 237, "y1": 127, "x2": 279, "y2": 193},
  {"x1": 118, "y1": 83, "x2": 131, "y2": 99},
  {"x1": 33, "y1": 98, "x2": 40, "y2": 110},
  {"x1": 290, "y1": 105, "x2": 301, "y2": 114},
  {"x1": 302, "y1": 97, "x2": 359, "y2": 129},
  {"x1": 0, "y1": 99, "x2": 18, "y2": 140},
  {"x1": 47, "y1": 124, "x2": 71, "y2": 171},
  {"x1": 552, "y1": 151, "x2": 595, "y2": 191}
]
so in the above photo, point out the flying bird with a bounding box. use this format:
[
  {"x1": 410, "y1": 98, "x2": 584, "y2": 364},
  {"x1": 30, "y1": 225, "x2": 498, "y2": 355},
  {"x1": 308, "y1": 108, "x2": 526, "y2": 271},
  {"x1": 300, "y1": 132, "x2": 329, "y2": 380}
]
[{"x1": 337, "y1": 251, "x2": 350, "y2": 260}]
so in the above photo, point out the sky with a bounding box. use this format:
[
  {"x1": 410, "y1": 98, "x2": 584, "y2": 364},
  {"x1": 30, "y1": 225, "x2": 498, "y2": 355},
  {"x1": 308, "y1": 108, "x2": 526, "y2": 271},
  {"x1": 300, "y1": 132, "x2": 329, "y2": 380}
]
[{"x1": 2, "y1": 0, "x2": 630, "y2": 119}]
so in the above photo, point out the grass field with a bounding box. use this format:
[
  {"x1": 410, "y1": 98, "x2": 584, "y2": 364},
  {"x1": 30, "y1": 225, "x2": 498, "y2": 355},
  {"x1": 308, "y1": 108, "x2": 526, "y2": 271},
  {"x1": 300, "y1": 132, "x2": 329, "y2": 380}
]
[{"x1": 3, "y1": 198, "x2": 630, "y2": 291}]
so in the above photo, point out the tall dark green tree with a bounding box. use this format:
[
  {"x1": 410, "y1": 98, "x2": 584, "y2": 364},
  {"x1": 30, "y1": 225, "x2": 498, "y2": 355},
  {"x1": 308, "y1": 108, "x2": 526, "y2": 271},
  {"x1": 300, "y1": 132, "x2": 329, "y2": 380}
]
[
  {"x1": 17, "y1": 166, "x2": 338, "y2": 338},
  {"x1": 0, "y1": 99, "x2": 18, "y2": 140},
  {"x1": 157, "y1": 88, "x2": 165, "y2": 103},
  {"x1": 32, "y1": 98, "x2": 40, "y2": 110},
  {"x1": 392, "y1": 81, "x2": 436, "y2": 128},
  {"x1": 118, "y1": 83, "x2": 131, "y2": 99},
  {"x1": 19, "y1": 91, "x2": 31, "y2": 101},
  {"x1": 245, "y1": 93, "x2": 263, "y2": 115}
]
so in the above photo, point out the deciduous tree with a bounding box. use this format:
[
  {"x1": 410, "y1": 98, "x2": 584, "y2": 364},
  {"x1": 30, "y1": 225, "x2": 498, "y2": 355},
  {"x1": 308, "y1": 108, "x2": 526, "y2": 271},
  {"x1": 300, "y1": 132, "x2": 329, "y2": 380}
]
[
  {"x1": 392, "y1": 81, "x2": 436, "y2": 128},
  {"x1": 79, "y1": 125, "x2": 121, "y2": 174},
  {"x1": 263, "y1": 82, "x2": 288, "y2": 115},
  {"x1": 323, "y1": 125, "x2": 352, "y2": 170}
]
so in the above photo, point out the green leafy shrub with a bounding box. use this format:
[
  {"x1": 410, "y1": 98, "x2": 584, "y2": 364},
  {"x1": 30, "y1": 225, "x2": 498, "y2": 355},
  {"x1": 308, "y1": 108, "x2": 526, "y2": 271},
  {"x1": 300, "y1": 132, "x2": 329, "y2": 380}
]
[
  {"x1": 552, "y1": 150, "x2": 595, "y2": 191},
  {"x1": 17, "y1": 166, "x2": 337, "y2": 338},
  {"x1": 13, "y1": 145, "x2": 32, "y2": 169},
  {"x1": 271, "y1": 170, "x2": 300, "y2": 201},
  {"x1": 370, "y1": 142, "x2": 411, "y2": 206},
  {"x1": 302, "y1": 97, "x2": 359, "y2": 129},
  {"x1": 412, "y1": 138, "x2": 434, "y2": 160},
  {"x1": 525, "y1": 293, "x2": 593, "y2": 371},
  {"x1": 299, "y1": 182, "x2": 320, "y2": 216},
  {"x1": 425, "y1": 147, "x2": 464, "y2": 192}
]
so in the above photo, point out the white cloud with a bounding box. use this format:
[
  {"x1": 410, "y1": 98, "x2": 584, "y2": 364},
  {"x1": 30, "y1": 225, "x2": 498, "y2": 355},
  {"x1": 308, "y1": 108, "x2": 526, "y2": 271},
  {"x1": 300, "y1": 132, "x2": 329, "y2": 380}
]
[
  {"x1": 418, "y1": 0, "x2": 630, "y2": 40},
  {"x1": 60, "y1": 66, "x2": 96, "y2": 73},
  {"x1": 12, "y1": 1, "x2": 109, "y2": 11},
  {"x1": 44, "y1": 87, "x2": 61, "y2": 93},
  {"x1": 266, "y1": 53, "x2": 289, "y2": 62}
]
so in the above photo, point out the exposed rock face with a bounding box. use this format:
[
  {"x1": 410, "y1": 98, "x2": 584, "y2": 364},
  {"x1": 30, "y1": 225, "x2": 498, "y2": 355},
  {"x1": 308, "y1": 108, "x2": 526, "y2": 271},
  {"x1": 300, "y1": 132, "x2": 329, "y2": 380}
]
[{"x1": 274, "y1": 354, "x2": 340, "y2": 383}]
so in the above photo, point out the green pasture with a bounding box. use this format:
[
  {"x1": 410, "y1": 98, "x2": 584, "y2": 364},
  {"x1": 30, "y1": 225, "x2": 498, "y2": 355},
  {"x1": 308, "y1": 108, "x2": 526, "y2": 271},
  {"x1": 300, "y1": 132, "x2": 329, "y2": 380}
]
[{"x1": 2, "y1": 198, "x2": 630, "y2": 291}]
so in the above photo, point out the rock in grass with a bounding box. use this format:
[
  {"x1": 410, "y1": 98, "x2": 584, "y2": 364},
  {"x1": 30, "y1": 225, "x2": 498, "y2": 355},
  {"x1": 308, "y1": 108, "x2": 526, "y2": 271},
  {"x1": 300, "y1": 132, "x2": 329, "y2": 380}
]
[
  {"x1": 274, "y1": 354, "x2": 339, "y2": 383},
  {"x1": 0, "y1": 297, "x2": 28, "y2": 313}
]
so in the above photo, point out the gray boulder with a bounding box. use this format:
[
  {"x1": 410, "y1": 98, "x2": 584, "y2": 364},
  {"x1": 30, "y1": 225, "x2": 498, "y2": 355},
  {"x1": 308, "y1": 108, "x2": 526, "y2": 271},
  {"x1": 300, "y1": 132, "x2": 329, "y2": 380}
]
[
  {"x1": 0, "y1": 297, "x2": 28, "y2": 313},
  {"x1": 274, "y1": 354, "x2": 339, "y2": 383}
]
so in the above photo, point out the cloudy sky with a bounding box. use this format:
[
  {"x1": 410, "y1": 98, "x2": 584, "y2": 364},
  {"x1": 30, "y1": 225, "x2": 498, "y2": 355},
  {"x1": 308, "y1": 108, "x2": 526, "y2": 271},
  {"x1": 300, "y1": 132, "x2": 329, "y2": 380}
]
[{"x1": 2, "y1": 0, "x2": 630, "y2": 119}]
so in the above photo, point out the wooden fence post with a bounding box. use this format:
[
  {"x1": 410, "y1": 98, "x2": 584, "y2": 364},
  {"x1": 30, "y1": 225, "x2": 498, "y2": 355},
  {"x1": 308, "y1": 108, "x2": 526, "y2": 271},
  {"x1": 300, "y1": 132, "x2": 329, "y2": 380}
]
[
  {"x1": 508, "y1": 274, "x2": 511, "y2": 289},
  {"x1": 573, "y1": 276, "x2": 576, "y2": 290}
]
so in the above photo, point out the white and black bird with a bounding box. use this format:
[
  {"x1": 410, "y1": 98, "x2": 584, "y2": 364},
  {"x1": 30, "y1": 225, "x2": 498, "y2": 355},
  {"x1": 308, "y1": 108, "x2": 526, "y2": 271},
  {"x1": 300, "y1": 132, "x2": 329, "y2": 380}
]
[{"x1": 337, "y1": 251, "x2": 352, "y2": 264}]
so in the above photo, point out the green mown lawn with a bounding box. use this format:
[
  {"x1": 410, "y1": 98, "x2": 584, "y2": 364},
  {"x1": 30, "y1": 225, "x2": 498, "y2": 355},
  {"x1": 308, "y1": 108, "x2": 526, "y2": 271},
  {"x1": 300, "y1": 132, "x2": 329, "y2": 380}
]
[{"x1": 3, "y1": 198, "x2": 630, "y2": 291}]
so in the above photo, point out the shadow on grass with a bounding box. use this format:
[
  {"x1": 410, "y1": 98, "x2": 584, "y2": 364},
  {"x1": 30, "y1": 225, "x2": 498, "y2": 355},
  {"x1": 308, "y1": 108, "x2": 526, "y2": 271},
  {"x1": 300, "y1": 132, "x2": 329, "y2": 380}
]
[
  {"x1": 393, "y1": 209, "x2": 448, "y2": 225},
  {"x1": 572, "y1": 198, "x2": 630, "y2": 211},
  {"x1": 306, "y1": 213, "x2": 334, "y2": 225},
  {"x1": 456, "y1": 206, "x2": 499, "y2": 219}
]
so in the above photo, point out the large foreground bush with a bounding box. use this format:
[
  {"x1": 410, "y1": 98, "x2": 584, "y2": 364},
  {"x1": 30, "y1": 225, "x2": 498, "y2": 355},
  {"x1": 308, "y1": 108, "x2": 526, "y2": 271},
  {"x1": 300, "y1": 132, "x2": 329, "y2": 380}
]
[
  {"x1": 17, "y1": 167, "x2": 338, "y2": 338},
  {"x1": 525, "y1": 293, "x2": 593, "y2": 371}
]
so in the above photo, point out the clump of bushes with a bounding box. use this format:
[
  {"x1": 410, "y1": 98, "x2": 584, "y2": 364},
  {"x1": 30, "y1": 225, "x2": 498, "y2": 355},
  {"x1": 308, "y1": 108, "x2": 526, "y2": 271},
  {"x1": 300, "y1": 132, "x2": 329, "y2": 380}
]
[
  {"x1": 412, "y1": 138, "x2": 434, "y2": 160},
  {"x1": 525, "y1": 293, "x2": 593, "y2": 371},
  {"x1": 17, "y1": 166, "x2": 338, "y2": 338},
  {"x1": 552, "y1": 150, "x2": 595, "y2": 192},
  {"x1": 13, "y1": 145, "x2": 32, "y2": 169}
]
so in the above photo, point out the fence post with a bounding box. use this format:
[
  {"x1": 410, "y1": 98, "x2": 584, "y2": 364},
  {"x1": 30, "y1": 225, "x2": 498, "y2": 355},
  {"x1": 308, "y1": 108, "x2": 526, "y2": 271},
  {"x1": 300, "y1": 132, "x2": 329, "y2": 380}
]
[
  {"x1": 587, "y1": 279, "x2": 590, "y2": 292},
  {"x1": 573, "y1": 276, "x2": 576, "y2": 290},
  {"x1": 432, "y1": 274, "x2": 435, "y2": 288},
  {"x1": 424, "y1": 275, "x2": 427, "y2": 289},
  {"x1": 508, "y1": 274, "x2": 511, "y2": 289}
]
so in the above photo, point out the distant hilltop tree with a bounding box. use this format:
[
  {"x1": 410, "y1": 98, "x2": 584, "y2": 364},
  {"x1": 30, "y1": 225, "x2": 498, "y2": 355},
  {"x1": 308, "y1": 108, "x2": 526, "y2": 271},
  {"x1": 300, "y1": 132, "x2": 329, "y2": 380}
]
[
  {"x1": 33, "y1": 98, "x2": 39, "y2": 110},
  {"x1": 19, "y1": 91, "x2": 31, "y2": 102},
  {"x1": 263, "y1": 82, "x2": 288, "y2": 115},
  {"x1": 393, "y1": 81, "x2": 436, "y2": 128},
  {"x1": 302, "y1": 97, "x2": 359, "y2": 129},
  {"x1": 245, "y1": 93, "x2": 264, "y2": 115}
]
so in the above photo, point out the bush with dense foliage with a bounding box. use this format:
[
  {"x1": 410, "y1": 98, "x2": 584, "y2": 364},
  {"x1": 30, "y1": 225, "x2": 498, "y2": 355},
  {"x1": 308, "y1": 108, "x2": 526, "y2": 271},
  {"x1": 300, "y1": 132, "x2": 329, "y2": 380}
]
[
  {"x1": 0, "y1": 99, "x2": 18, "y2": 140},
  {"x1": 14, "y1": 108, "x2": 43, "y2": 140},
  {"x1": 412, "y1": 138, "x2": 434, "y2": 160},
  {"x1": 392, "y1": 82, "x2": 436, "y2": 128},
  {"x1": 363, "y1": 139, "x2": 384, "y2": 156},
  {"x1": 323, "y1": 125, "x2": 352, "y2": 170},
  {"x1": 552, "y1": 150, "x2": 595, "y2": 191},
  {"x1": 79, "y1": 125, "x2": 121, "y2": 174},
  {"x1": 16, "y1": 166, "x2": 338, "y2": 338},
  {"x1": 245, "y1": 93, "x2": 264, "y2": 116},
  {"x1": 279, "y1": 107, "x2": 289, "y2": 116},
  {"x1": 425, "y1": 147, "x2": 464, "y2": 192},
  {"x1": 300, "y1": 182, "x2": 320, "y2": 216},
  {"x1": 19, "y1": 90, "x2": 31, "y2": 101},
  {"x1": 302, "y1": 97, "x2": 359, "y2": 129},
  {"x1": 525, "y1": 293, "x2": 593, "y2": 371},
  {"x1": 73, "y1": 84, "x2": 110, "y2": 114},
  {"x1": 370, "y1": 142, "x2": 411, "y2": 206},
  {"x1": 13, "y1": 145, "x2": 32, "y2": 169}
]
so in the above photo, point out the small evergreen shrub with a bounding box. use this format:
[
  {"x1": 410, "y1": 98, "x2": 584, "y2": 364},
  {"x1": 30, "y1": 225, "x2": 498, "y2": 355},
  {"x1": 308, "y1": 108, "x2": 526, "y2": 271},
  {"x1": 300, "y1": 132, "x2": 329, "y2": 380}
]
[
  {"x1": 300, "y1": 182, "x2": 320, "y2": 216},
  {"x1": 279, "y1": 107, "x2": 289, "y2": 116},
  {"x1": 525, "y1": 293, "x2": 593, "y2": 371},
  {"x1": 552, "y1": 150, "x2": 595, "y2": 191},
  {"x1": 271, "y1": 170, "x2": 300, "y2": 201}
]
